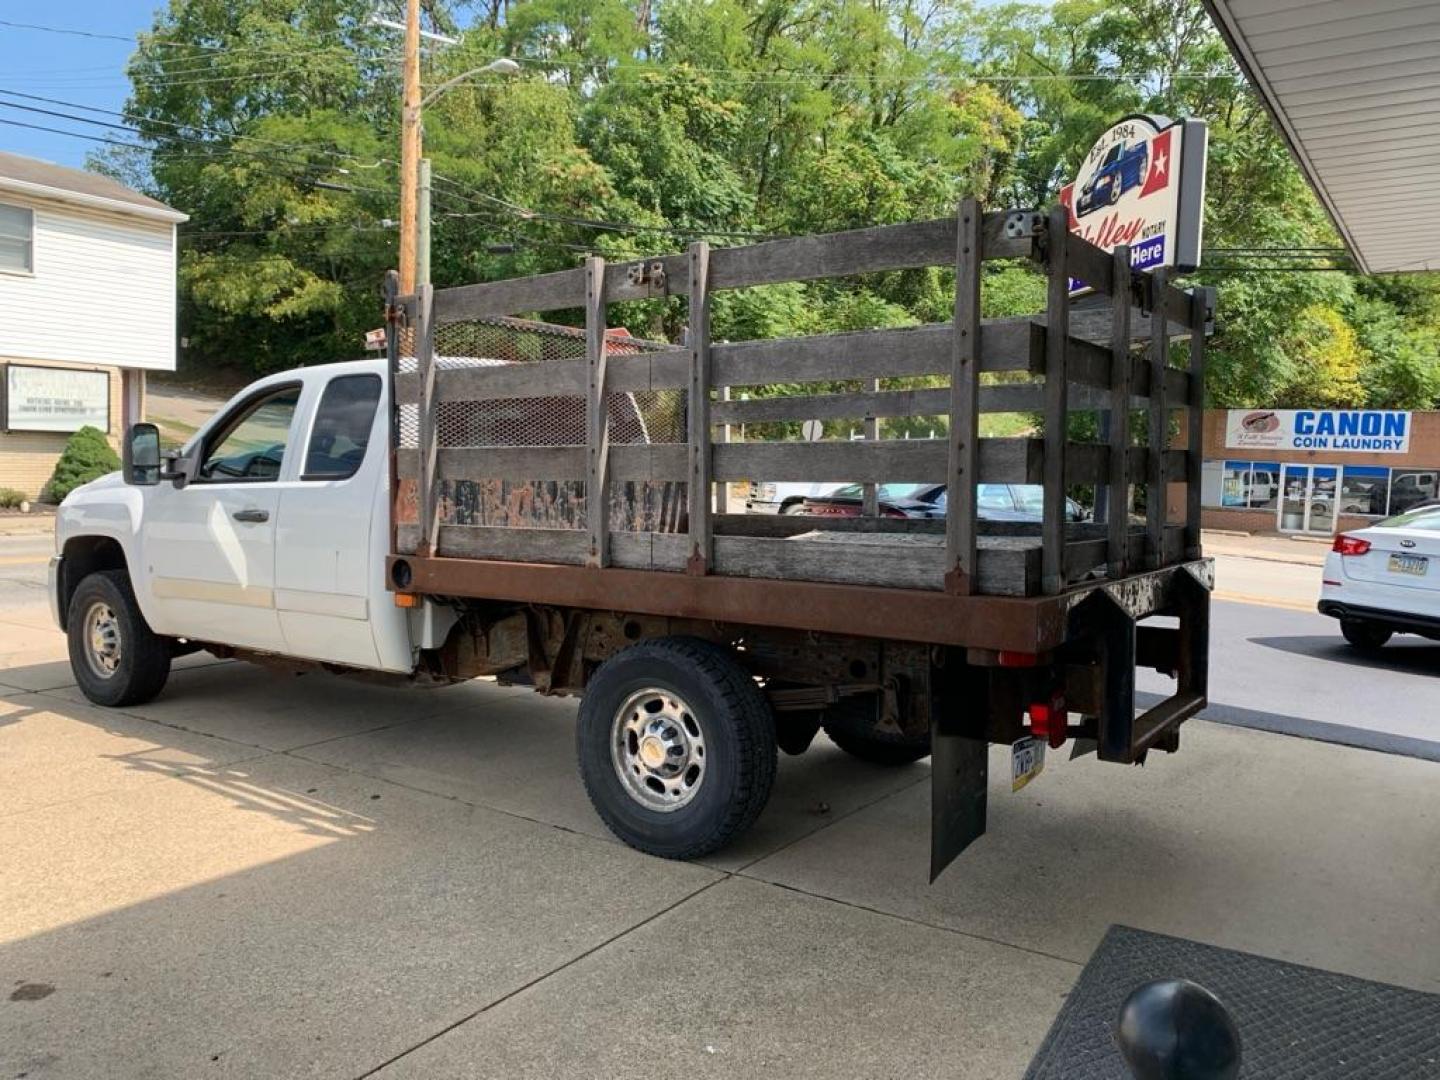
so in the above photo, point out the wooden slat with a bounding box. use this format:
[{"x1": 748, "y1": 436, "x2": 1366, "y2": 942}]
[
  {"x1": 710, "y1": 386, "x2": 951, "y2": 425},
  {"x1": 1041, "y1": 205, "x2": 1070, "y2": 594},
  {"x1": 585, "y1": 256, "x2": 609, "y2": 568},
  {"x1": 713, "y1": 535, "x2": 944, "y2": 591},
  {"x1": 687, "y1": 241, "x2": 713, "y2": 572},
  {"x1": 415, "y1": 285, "x2": 438, "y2": 555},
  {"x1": 710, "y1": 437, "x2": 1042, "y2": 485},
  {"x1": 1108, "y1": 244, "x2": 1133, "y2": 578},
  {"x1": 611, "y1": 531, "x2": 689, "y2": 571},
  {"x1": 1146, "y1": 267, "x2": 1170, "y2": 570},
  {"x1": 946, "y1": 197, "x2": 983, "y2": 594},
  {"x1": 706, "y1": 212, "x2": 1032, "y2": 291},
  {"x1": 1185, "y1": 288, "x2": 1209, "y2": 558},
  {"x1": 434, "y1": 267, "x2": 586, "y2": 322},
  {"x1": 710, "y1": 320, "x2": 1037, "y2": 388},
  {"x1": 398, "y1": 524, "x2": 588, "y2": 564},
  {"x1": 1066, "y1": 233, "x2": 1117, "y2": 297}
]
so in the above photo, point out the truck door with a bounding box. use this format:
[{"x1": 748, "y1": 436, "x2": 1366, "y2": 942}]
[
  {"x1": 272, "y1": 372, "x2": 386, "y2": 668},
  {"x1": 141, "y1": 383, "x2": 299, "y2": 649}
]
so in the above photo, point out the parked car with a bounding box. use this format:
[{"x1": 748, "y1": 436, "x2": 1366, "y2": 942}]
[
  {"x1": 1318, "y1": 506, "x2": 1440, "y2": 649},
  {"x1": 1389, "y1": 472, "x2": 1439, "y2": 515},
  {"x1": 745, "y1": 481, "x2": 842, "y2": 514},
  {"x1": 796, "y1": 483, "x2": 1089, "y2": 522},
  {"x1": 1076, "y1": 140, "x2": 1149, "y2": 217}
]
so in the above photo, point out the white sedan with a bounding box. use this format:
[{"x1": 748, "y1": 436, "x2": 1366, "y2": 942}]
[{"x1": 1319, "y1": 507, "x2": 1440, "y2": 649}]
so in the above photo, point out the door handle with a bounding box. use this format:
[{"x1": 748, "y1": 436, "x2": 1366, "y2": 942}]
[{"x1": 232, "y1": 508, "x2": 269, "y2": 523}]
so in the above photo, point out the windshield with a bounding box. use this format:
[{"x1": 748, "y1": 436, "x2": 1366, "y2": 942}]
[{"x1": 826, "y1": 483, "x2": 935, "y2": 502}]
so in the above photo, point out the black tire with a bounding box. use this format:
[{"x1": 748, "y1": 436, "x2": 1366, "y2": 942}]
[
  {"x1": 1340, "y1": 619, "x2": 1392, "y2": 651},
  {"x1": 577, "y1": 637, "x2": 776, "y2": 860},
  {"x1": 822, "y1": 696, "x2": 931, "y2": 766},
  {"x1": 780, "y1": 501, "x2": 807, "y2": 515},
  {"x1": 67, "y1": 569, "x2": 171, "y2": 707}
]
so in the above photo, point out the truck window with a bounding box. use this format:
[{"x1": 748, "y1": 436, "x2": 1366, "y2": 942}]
[
  {"x1": 198, "y1": 385, "x2": 301, "y2": 482},
  {"x1": 303, "y1": 374, "x2": 381, "y2": 481}
]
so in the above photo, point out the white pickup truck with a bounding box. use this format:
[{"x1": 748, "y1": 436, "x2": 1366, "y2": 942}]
[{"x1": 51, "y1": 359, "x2": 441, "y2": 707}]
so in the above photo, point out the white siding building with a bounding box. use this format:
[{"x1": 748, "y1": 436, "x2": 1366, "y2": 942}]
[{"x1": 0, "y1": 151, "x2": 186, "y2": 499}]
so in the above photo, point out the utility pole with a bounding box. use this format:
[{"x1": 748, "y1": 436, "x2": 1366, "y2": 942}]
[{"x1": 398, "y1": 0, "x2": 421, "y2": 294}]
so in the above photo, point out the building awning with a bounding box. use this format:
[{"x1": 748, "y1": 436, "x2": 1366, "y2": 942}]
[{"x1": 1204, "y1": 0, "x2": 1440, "y2": 274}]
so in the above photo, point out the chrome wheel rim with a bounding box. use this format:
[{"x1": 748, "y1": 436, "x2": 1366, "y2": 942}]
[
  {"x1": 83, "y1": 601, "x2": 122, "y2": 680},
  {"x1": 610, "y1": 687, "x2": 706, "y2": 812}
]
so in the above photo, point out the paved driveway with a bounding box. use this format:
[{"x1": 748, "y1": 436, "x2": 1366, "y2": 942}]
[{"x1": 2, "y1": 585, "x2": 1438, "y2": 1078}]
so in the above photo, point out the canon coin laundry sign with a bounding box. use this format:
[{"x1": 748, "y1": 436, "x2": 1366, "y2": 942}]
[
  {"x1": 1060, "y1": 114, "x2": 1208, "y2": 286},
  {"x1": 1225, "y1": 409, "x2": 1412, "y2": 454}
]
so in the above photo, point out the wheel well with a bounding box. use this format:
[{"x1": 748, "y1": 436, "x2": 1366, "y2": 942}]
[{"x1": 59, "y1": 536, "x2": 128, "y2": 631}]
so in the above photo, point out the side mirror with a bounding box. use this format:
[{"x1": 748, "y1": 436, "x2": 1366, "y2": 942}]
[{"x1": 123, "y1": 423, "x2": 162, "y2": 486}]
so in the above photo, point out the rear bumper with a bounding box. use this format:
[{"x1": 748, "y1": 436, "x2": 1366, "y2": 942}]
[{"x1": 1318, "y1": 599, "x2": 1440, "y2": 637}]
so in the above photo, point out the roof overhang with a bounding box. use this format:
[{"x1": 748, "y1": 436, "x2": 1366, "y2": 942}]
[
  {"x1": 0, "y1": 175, "x2": 189, "y2": 225},
  {"x1": 1204, "y1": 0, "x2": 1440, "y2": 274}
]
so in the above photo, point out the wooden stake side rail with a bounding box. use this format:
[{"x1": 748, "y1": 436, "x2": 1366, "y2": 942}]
[{"x1": 392, "y1": 202, "x2": 1212, "y2": 598}]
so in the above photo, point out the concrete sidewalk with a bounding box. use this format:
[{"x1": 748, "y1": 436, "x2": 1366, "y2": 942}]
[
  {"x1": 1, "y1": 602, "x2": 1437, "y2": 1078},
  {"x1": 1202, "y1": 528, "x2": 1330, "y2": 567}
]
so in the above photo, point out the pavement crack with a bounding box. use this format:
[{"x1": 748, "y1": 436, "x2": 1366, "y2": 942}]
[
  {"x1": 351, "y1": 877, "x2": 725, "y2": 1079},
  {"x1": 742, "y1": 877, "x2": 1084, "y2": 970}
]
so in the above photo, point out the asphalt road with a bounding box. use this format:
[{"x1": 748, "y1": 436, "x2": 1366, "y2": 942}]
[
  {"x1": 0, "y1": 533, "x2": 52, "y2": 615},
  {"x1": 1139, "y1": 598, "x2": 1440, "y2": 760}
]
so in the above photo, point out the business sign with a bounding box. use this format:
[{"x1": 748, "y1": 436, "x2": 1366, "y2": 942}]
[
  {"x1": 1225, "y1": 409, "x2": 1412, "y2": 454},
  {"x1": 4, "y1": 365, "x2": 110, "y2": 433},
  {"x1": 1059, "y1": 114, "x2": 1208, "y2": 285}
]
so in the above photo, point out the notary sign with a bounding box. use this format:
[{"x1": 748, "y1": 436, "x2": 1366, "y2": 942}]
[
  {"x1": 1225, "y1": 409, "x2": 1412, "y2": 454},
  {"x1": 1059, "y1": 114, "x2": 1208, "y2": 288},
  {"x1": 4, "y1": 365, "x2": 110, "y2": 434}
]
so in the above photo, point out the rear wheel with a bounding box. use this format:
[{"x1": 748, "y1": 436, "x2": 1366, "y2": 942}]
[
  {"x1": 822, "y1": 696, "x2": 930, "y2": 766},
  {"x1": 67, "y1": 570, "x2": 171, "y2": 707},
  {"x1": 1340, "y1": 619, "x2": 1392, "y2": 651},
  {"x1": 577, "y1": 638, "x2": 777, "y2": 859}
]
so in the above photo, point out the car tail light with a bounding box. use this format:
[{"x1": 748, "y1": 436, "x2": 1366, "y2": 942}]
[
  {"x1": 997, "y1": 650, "x2": 1039, "y2": 667},
  {"x1": 1028, "y1": 692, "x2": 1068, "y2": 749},
  {"x1": 1332, "y1": 534, "x2": 1371, "y2": 556}
]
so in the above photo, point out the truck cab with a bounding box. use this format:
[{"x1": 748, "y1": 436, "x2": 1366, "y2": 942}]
[{"x1": 51, "y1": 359, "x2": 433, "y2": 707}]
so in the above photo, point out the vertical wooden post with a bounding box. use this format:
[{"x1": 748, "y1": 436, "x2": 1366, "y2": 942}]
[
  {"x1": 716, "y1": 386, "x2": 731, "y2": 516},
  {"x1": 1146, "y1": 268, "x2": 1170, "y2": 569},
  {"x1": 687, "y1": 241, "x2": 713, "y2": 573},
  {"x1": 1041, "y1": 204, "x2": 1070, "y2": 595},
  {"x1": 1185, "y1": 287, "x2": 1209, "y2": 558},
  {"x1": 1107, "y1": 245, "x2": 1132, "y2": 578},
  {"x1": 415, "y1": 283, "x2": 439, "y2": 556},
  {"x1": 862, "y1": 378, "x2": 880, "y2": 518},
  {"x1": 585, "y1": 256, "x2": 609, "y2": 568},
  {"x1": 944, "y1": 198, "x2": 983, "y2": 594}
]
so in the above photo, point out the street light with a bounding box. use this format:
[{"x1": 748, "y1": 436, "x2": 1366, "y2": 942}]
[
  {"x1": 415, "y1": 58, "x2": 521, "y2": 288},
  {"x1": 421, "y1": 58, "x2": 521, "y2": 108}
]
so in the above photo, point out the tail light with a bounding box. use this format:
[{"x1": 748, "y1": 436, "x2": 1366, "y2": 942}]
[
  {"x1": 1332, "y1": 534, "x2": 1371, "y2": 556},
  {"x1": 1028, "y1": 692, "x2": 1068, "y2": 749}
]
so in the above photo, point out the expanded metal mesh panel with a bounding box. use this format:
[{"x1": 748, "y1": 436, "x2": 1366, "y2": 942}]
[{"x1": 397, "y1": 314, "x2": 688, "y2": 534}]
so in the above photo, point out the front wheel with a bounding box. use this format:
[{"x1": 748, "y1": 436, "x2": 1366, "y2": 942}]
[
  {"x1": 67, "y1": 570, "x2": 171, "y2": 707},
  {"x1": 577, "y1": 638, "x2": 776, "y2": 860},
  {"x1": 1340, "y1": 619, "x2": 1392, "y2": 651}
]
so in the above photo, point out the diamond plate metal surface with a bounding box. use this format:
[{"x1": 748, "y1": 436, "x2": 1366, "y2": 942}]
[{"x1": 1026, "y1": 925, "x2": 1440, "y2": 1079}]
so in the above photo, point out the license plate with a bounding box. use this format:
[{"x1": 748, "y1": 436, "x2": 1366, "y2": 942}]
[
  {"x1": 1388, "y1": 553, "x2": 1429, "y2": 576},
  {"x1": 1011, "y1": 737, "x2": 1046, "y2": 792}
]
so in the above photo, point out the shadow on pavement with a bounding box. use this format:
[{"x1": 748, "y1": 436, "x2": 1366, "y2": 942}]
[{"x1": 1249, "y1": 633, "x2": 1440, "y2": 675}]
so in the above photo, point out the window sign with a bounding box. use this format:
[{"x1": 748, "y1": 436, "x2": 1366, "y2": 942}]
[
  {"x1": 4, "y1": 365, "x2": 109, "y2": 433},
  {"x1": 1225, "y1": 409, "x2": 1411, "y2": 454}
]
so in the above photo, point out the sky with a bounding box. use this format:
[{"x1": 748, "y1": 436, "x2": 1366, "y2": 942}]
[{"x1": 0, "y1": 2, "x2": 163, "y2": 167}]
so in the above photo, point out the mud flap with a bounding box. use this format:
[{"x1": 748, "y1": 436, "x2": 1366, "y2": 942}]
[{"x1": 930, "y1": 664, "x2": 989, "y2": 882}]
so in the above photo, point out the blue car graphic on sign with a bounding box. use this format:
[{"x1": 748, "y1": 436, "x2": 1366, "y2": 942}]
[{"x1": 1076, "y1": 140, "x2": 1149, "y2": 218}]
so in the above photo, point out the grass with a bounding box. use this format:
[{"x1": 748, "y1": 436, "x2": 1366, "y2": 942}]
[
  {"x1": 150, "y1": 415, "x2": 200, "y2": 452},
  {"x1": 979, "y1": 412, "x2": 1037, "y2": 438}
]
